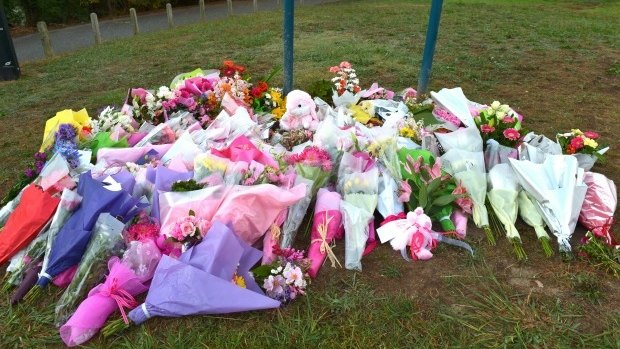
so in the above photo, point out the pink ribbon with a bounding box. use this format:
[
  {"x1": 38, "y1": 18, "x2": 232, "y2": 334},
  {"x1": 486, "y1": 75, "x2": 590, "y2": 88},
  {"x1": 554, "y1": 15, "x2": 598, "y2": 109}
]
[
  {"x1": 99, "y1": 278, "x2": 138, "y2": 324},
  {"x1": 592, "y1": 217, "x2": 618, "y2": 246}
]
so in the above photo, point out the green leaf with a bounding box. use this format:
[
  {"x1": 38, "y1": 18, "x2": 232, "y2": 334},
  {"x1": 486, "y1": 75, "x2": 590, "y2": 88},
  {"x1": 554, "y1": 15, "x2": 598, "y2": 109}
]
[
  {"x1": 426, "y1": 177, "x2": 442, "y2": 195},
  {"x1": 432, "y1": 194, "x2": 457, "y2": 207},
  {"x1": 418, "y1": 183, "x2": 428, "y2": 208},
  {"x1": 417, "y1": 110, "x2": 442, "y2": 126}
]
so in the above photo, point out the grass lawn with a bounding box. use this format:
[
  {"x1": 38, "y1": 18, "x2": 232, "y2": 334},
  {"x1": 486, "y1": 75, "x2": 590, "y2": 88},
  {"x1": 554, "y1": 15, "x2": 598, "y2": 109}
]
[{"x1": 1, "y1": 0, "x2": 619, "y2": 347}]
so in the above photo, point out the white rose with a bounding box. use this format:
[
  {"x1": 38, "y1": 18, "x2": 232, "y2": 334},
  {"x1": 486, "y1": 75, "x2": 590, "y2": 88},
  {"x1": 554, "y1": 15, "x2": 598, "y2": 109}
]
[{"x1": 491, "y1": 101, "x2": 501, "y2": 109}]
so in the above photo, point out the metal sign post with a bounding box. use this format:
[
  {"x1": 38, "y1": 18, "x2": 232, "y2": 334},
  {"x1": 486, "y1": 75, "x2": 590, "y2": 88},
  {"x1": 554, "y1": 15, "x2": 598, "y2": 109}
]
[
  {"x1": 0, "y1": 5, "x2": 20, "y2": 81},
  {"x1": 417, "y1": 0, "x2": 444, "y2": 97},
  {"x1": 283, "y1": 0, "x2": 294, "y2": 94}
]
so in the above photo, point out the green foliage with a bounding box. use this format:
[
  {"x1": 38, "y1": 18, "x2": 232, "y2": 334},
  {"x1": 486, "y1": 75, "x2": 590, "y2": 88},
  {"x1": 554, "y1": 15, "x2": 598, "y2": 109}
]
[
  {"x1": 170, "y1": 179, "x2": 204, "y2": 192},
  {"x1": 306, "y1": 79, "x2": 333, "y2": 105}
]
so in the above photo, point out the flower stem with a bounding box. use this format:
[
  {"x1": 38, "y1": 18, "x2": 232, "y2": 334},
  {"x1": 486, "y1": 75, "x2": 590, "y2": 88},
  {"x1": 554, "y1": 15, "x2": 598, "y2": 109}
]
[
  {"x1": 484, "y1": 226, "x2": 496, "y2": 246},
  {"x1": 539, "y1": 237, "x2": 553, "y2": 258},
  {"x1": 1, "y1": 279, "x2": 12, "y2": 294},
  {"x1": 24, "y1": 285, "x2": 43, "y2": 303},
  {"x1": 560, "y1": 250, "x2": 575, "y2": 262},
  {"x1": 511, "y1": 238, "x2": 527, "y2": 261},
  {"x1": 102, "y1": 318, "x2": 131, "y2": 338}
]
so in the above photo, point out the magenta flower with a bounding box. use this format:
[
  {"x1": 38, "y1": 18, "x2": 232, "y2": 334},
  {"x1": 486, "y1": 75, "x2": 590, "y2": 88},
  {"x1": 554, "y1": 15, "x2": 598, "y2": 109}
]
[
  {"x1": 570, "y1": 136, "x2": 585, "y2": 150},
  {"x1": 286, "y1": 146, "x2": 333, "y2": 172},
  {"x1": 501, "y1": 116, "x2": 514, "y2": 124},
  {"x1": 583, "y1": 131, "x2": 599, "y2": 139},
  {"x1": 503, "y1": 128, "x2": 521, "y2": 141},
  {"x1": 480, "y1": 124, "x2": 495, "y2": 134}
]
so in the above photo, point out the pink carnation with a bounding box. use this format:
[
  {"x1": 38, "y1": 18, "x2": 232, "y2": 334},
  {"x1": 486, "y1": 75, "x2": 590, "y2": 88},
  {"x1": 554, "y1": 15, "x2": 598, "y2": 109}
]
[
  {"x1": 583, "y1": 131, "x2": 599, "y2": 139},
  {"x1": 570, "y1": 136, "x2": 584, "y2": 150},
  {"x1": 339, "y1": 61, "x2": 352, "y2": 69},
  {"x1": 503, "y1": 128, "x2": 521, "y2": 141},
  {"x1": 434, "y1": 107, "x2": 461, "y2": 127},
  {"x1": 286, "y1": 146, "x2": 332, "y2": 172},
  {"x1": 501, "y1": 116, "x2": 514, "y2": 124},
  {"x1": 480, "y1": 124, "x2": 495, "y2": 134}
]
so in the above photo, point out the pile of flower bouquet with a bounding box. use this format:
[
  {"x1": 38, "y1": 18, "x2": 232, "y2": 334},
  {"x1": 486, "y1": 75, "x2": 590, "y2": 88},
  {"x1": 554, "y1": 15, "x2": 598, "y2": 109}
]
[{"x1": 0, "y1": 60, "x2": 616, "y2": 346}]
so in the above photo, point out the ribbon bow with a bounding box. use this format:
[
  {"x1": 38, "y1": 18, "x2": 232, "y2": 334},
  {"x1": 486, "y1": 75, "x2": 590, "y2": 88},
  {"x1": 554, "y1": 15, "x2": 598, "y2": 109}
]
[
  {"x1": 592, "y1": 217, "x2": 618, "y2": 247},
  {"x1": 311, "y1": 214, "x2": 342, "y2": 268},
  {"x1": 99, "y1": 278, "x2": 138, "y2": 324}
]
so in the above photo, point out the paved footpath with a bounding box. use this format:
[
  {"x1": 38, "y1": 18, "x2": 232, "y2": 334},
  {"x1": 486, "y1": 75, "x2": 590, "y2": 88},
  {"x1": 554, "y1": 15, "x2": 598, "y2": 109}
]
[{"x1": 11, "y1": 0, "x2": 333, "y2": 63}]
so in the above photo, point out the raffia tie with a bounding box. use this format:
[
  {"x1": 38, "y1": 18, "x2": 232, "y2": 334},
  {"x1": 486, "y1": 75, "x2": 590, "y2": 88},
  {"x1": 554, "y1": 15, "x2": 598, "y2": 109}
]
[
  {"x1": 270, "y1": 223, "x2": 281, "y2": 242},
  {"x1": 100, "y1": 278, "x2": 138, "y2": 325},
  {"x1": 311, "y1": 214, "x2": 342, "y2": 268}
]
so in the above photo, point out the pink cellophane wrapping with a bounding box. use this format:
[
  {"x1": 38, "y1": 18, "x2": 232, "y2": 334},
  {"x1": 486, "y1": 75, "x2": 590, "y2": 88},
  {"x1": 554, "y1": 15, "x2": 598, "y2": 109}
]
[
  {"x1": 211, "y1": 135, "x2": 278, "y2": 168},
  {"x1": 261, "y1": 209, "x2": 288, "y2": 265},
  {"x1": 308, "y1": 189, "x2": 343, "y2": 278},
  {"x1": 52, "y1": 265, "x2": 78, "y2": 287},
  {"x1": 451, "y1": 208, "x2": 468, "y2": 239},
  {"x1": 60, "y1": 240, "x2": 161, "y2": 347},
  {"x1": 212, "y1": 183, "x2": 306, "y2": 245},
  {"x1": 579, "y1": 172, "x2": 618, "y2": 245},
  {"x1": 96, "y1": 144, "x2": 172, "y2": 167}
]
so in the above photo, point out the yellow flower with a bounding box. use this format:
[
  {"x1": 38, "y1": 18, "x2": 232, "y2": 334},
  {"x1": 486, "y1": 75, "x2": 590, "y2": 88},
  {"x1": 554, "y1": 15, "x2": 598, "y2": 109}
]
[
  {"x1": 583, "y1": 137, "x2": 598, "y2": 148},
  {"x1": 571, "y1": 129, "x2": 583, "y2": 135},
  {"x1": 400, "y1": 126, "x2": 416, "y2": 138},
  {"x1": 232, "y1": 273, "x2": 246, "y2": 288},
  {"x1": 197, "y1": 155, "x2": 227, "y2": 172},
  {"x1": 272, "y1": 106, "x2": 285, "y2": 120}
]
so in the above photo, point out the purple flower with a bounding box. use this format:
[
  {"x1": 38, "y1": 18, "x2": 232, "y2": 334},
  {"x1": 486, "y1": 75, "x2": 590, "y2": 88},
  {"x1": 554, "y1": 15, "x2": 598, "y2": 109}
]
[
  {"x1": 24, "y1": 168, "x2": 35, "y2": 178},
  {"x1": 34, "y1": 152, "x2": 47, "y2": 161},
  {"x1": 56, "y1": 124, "x2": 77, "y2": 141}
]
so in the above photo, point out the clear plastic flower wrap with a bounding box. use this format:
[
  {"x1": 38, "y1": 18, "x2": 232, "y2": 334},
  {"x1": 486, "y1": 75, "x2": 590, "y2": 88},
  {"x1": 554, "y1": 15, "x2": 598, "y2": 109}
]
[
  {"x1": 54, "y1": 213, "x2": 126, "y2": 327},
  {"x1": 280, "y1": 176, "x2": 315, "y2": 248},
  {"x1": 487, "y1": 164, "x2": 525, "y2": 260},
  {"x1": 517, "y1": 191, "x2": 552, "y2": 257},
  {"x1": 509, "y1": 155, "x2": 587, "y2": 256},
  {"x1": 193, "y1": 153, "x2": 230, "y2": 184},
  {"x1": 340, "y1": 167, "x2": 379, "y2": 271}
]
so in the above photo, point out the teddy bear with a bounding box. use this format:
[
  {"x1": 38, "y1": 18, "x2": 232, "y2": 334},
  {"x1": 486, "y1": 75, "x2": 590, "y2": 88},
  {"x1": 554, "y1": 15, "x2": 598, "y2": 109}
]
[{"x1": 279, "y1": 90, "x2": 319, "y2": 131}]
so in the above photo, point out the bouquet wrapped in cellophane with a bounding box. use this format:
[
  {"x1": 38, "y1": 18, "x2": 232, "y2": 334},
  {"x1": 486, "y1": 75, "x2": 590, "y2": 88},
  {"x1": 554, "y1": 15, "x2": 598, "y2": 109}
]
[{"x1": 280, "y1": 146, "x2": 333, "y2": 248}]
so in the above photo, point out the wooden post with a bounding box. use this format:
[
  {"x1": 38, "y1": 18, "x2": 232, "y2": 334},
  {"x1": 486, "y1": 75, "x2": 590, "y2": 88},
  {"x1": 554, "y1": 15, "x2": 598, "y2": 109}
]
[
  {"x1": 199, "y1": 0, "x2": 206, "y2": 21},
  {"x1": 90, "y1": 13, "x2": 102, "y2": 45},
  {"x1": 129, "y1": 8, "x2": 139, "y2": 35},
  {"x1": 253, "y1": 0, "x2": 258, "y2": 12},
  {"x1": 166, "y1": 3, "x2": 174, "y2": 29},
  {"x1": 227, "y1": 0, "x2": 233, "y2": 16},
  {"x1": 37, "y1": 21, "x2": 54, "y2": 57}
]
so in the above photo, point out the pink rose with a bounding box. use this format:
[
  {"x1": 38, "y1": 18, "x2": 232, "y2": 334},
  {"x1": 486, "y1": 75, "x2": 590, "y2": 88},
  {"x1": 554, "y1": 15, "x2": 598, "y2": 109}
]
[
  {"x1": 329, "y1": 66, "x2": 340, "y2": 73},
  {"x1": 180, "y1": 222, "x2": 196, "y2": 237},
  {"x1": 503, "y1": 128, "x2": 521, "y2": 141}
]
